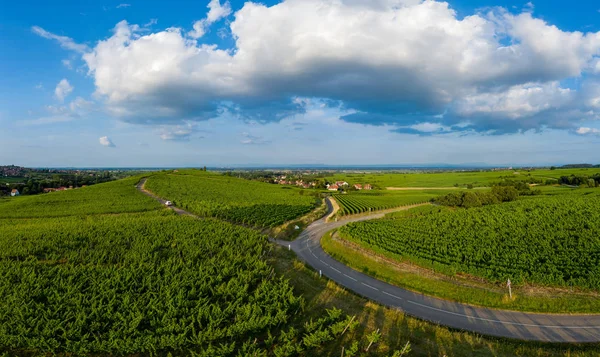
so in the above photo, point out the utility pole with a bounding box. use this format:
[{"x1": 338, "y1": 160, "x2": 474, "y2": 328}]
[{"x1": 507, "y1": 279, "x2": 512, "y2": 299}]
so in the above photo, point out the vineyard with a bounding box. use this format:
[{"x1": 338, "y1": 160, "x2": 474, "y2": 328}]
[
  {"x1": 339, "y1": 191, "x2": 600, "y2": 289},
  {"x1": 0, "y1": 176, "x2": 160, "y2": 218},
  {"x1": 145, "y1": 173, "x2": 320, "y2": 228},
  {"x1": 0, "y1": 175, "x2": 360, "y2": 355},
  {"x1": 333, "y1": 191, "x2": 447, "y2": 215}
]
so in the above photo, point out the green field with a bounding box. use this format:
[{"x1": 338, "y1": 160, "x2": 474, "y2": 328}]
[
  {"x1": 333, "y1": 190, "x2": 452, "y2": 215},
  {"x1": 339, "y1": 190, "x2": 600, "y2": 290},
  {"x1": 145, "y1": 172, "x2": 320, "y2": 228},
  {"x1": 0, "y1": 176, "x2": 160, "y2": 218},
  {"x1": 0, "y1": 175, "x2": 359, "y2": 356},
  {"x1": 325, "y1": 167, "x2": 600, "y2": 188}
]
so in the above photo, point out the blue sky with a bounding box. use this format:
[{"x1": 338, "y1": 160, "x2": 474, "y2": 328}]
[{"x1": 1, "y1": 0, "x2": 600, "y2": 167}]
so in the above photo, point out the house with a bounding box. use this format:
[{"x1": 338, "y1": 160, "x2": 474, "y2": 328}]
[
  {"x1": 328, "y1": 184, "x2": 339, "y2": 191},
  {"x1": 363, "y1": 184, "x2": 373, "y2": 190},
  {"x1": 354, "y1": 184, "x2": 363, "y2": 190},
  {"x1": 43, "y1": 188, "x2": 56, "y2": 193},
  {"x1": 335, "y1": 181, "x2": 349, "y2": 186},
  {"x1": 10, "y1": 189, "x2": 19, "y2": 197}
]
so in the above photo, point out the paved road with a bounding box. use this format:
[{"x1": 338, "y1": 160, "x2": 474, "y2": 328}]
[
  {"x1": 281, "y1": 198, "x2": 600, "y2": 343},
  {"x1": 136, "y1": 181, "x2": 600, "y2": 343}
]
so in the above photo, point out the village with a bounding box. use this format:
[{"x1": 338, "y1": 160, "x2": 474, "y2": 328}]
[{"x1": 273, "y1": 175, "x2": 373, "y2": 192}]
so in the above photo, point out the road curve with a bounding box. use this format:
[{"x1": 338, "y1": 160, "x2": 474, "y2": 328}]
[
  {"x1": 281, "y1": 198, "x2": 600, "y2": 343},
  {"x1": 135, "y1": 180, "x2": 600, "y2": 343}
]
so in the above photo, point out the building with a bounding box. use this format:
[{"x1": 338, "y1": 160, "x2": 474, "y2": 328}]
[
  {"x1": 354, "y1": 184, "x2": 363, "y2": 190},
  {"x1": 363, "y1": 184, "x2": 373, "y2": 190},
  {"x1": 10, "y1": 189, "x2": 19, "y2": 197},
  {"x1": 335, "y1": 181, "x2": 349, "y2": 186},
  {"x1": 328, "y1": 184, "x2": 339, "y2": 191}
]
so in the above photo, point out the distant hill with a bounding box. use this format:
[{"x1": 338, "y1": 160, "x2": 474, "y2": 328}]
[{"x1": 561, "y1": 164, "x2": 599, "y2": 169}]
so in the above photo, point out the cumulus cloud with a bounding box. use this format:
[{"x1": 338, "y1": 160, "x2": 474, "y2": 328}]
[
  {"x1": 54, "y1": 79, "x2": 73, "y2": 102},
  {"x1": 99, "y1": 136, "x2": 116, "y2": 147},
  {"x1": 31, "y1": 26, "x2": 89, "y2": 53},
  {"x1": 188, "y1": 0, "x2": 231, "y2": 39},
  {"x1": 37, "y1": 0, "x2": 600, "y2": 136},
  {"x1": 116, "y1": 3, "x2": 131, "y2": 8}
]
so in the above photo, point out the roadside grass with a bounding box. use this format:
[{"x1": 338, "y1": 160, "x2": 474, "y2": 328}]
[
  {"x1": 269, "y1": 245, "x2": 600, "y2": 356},
  {"x1": 322, "y1": 231, "x2": 600, "y2": 314},
  {"x1": 269, "y1": 198, "x2": 329, "y2": 241}
]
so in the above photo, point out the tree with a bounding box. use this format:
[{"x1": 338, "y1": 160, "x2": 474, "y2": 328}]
[
  {"x1": 491, "y1": 186, "x2": 518, "y2": 202},
  {"x1": 461, "y1": 192, "x2": 482, "y2": 208}
]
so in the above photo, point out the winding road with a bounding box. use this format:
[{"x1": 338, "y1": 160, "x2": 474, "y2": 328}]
[{"x1": 137, "y1": 179, "x2": 600, "y2": 343}]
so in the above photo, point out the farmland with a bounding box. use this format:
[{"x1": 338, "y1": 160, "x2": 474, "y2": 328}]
[
  {"x1": 333, "y1": 190, "x2": 451, "y2": 216},
  {"x1": 0, "y1": 175, "x2": 359, "y2": 356},
  {"x1": 338, "y1": 191, "x2": 600, "y2": 291},
  {"x1": 145, "y1": 172, "x2": 320, "y2": 228},
  {"x1": 0, "y1": 176, "x2": 160, "y2": 218},
  {"x1": 325, "y1": 167, "x2": 600, "y2": 188}
]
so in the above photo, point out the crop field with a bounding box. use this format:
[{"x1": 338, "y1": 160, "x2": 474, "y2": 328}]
[
  {"x1": 325, "y1": 167, "x2": 600, "y2": 188},
  {"x1": 333, "y1": 190, "x2": 451, "y2": 215},
  {"x1": 0, "y1": 175, "x2": 357, "y2": 355},
  {"x1": 145, "y1": 172, "x2": 320, "y2": 228},
  {"x1": 0, "y1": 176, "x2": 160, "y2": 218},
  {"x1": 339, "y1": 191, "x2": 600, "y2": 289}
]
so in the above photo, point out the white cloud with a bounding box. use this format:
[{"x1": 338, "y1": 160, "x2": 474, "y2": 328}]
[
  {"x1": 31, "y1": 26, "x2": 89, "y2": 53},
  {"x1": 34, "y1": 83, "x2": 43, "y2": 90},
  {"x1": 99, "y1": 136, "x2": 116, "y2": 147},
  {"x1": 159, "y1": 123, "x2": 198, "y2": 141},
  {"x1": 20, "y1": 97, "x2": 93, "y2": 126},
  {"x1": 40, "y1": 0, "x2": 600, "y2": 135},
  {"x1": 116, "y1": 3, "x2": 131, "y2": 8},
  {"x1": 241, "y1": 132, "x2": 270, "y2": 145},
  {"x1": 455, "y1": 82, "x2": 574, "y2": 119},
  {"x1": 188, "y1": 0, "x2": 232, "y2": 39},
  {"x1": 62, "y1": 59, "x2": 73, "y2": 69},
  {"x1": 54, "y1": 79, "x2": 73, "y2": 102},
  {"x1": 144, "y1": 19, "x2": 158, "y2": 27},
  {"x1": 575, "y1": 127, "x2": 600, "y2": 136}
]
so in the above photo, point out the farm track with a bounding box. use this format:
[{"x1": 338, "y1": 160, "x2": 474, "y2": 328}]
[{"x1": 136, "y1": 178, "x2": 600, "y2": 343}]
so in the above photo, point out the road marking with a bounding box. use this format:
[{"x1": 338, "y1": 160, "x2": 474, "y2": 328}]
[
  {"x1": 343, "y1": 274, "x2": 357, "y2": 281},
  {"x1": 330, "y1": 267, "x2": 341, "y2": 273},
  {"x1": 405, "y1": 300, "x2": 600, "y2": 329},
  {"x1": 361, "y1": 282, "x2": 379, "y2": 291},
  {"x1": 382, "y1": 290, "x2": 402, "y2": 300}
]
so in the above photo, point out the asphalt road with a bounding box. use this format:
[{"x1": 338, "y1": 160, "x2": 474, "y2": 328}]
[
  {"x1": 280, "y1": 198, "x2": 600, "y2": 343},
  {"x1": 136, "y1": 180, "x2": 600, "y2": 343}
]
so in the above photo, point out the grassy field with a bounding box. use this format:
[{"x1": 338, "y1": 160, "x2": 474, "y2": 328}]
[
  {"x1": 325, "y1": 167, "x2": 600, "y2": 188},
  {"x1": 271, "y1": 245, "x2": 600, "y2": 356},
  {"x1": 145, "y1": 172, "x2": 320, "y2": 228}
]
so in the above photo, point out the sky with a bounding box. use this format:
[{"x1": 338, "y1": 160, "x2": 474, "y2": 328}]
[{"x1": 1, "y1": 0, "x2": 600, "y2": 167}]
